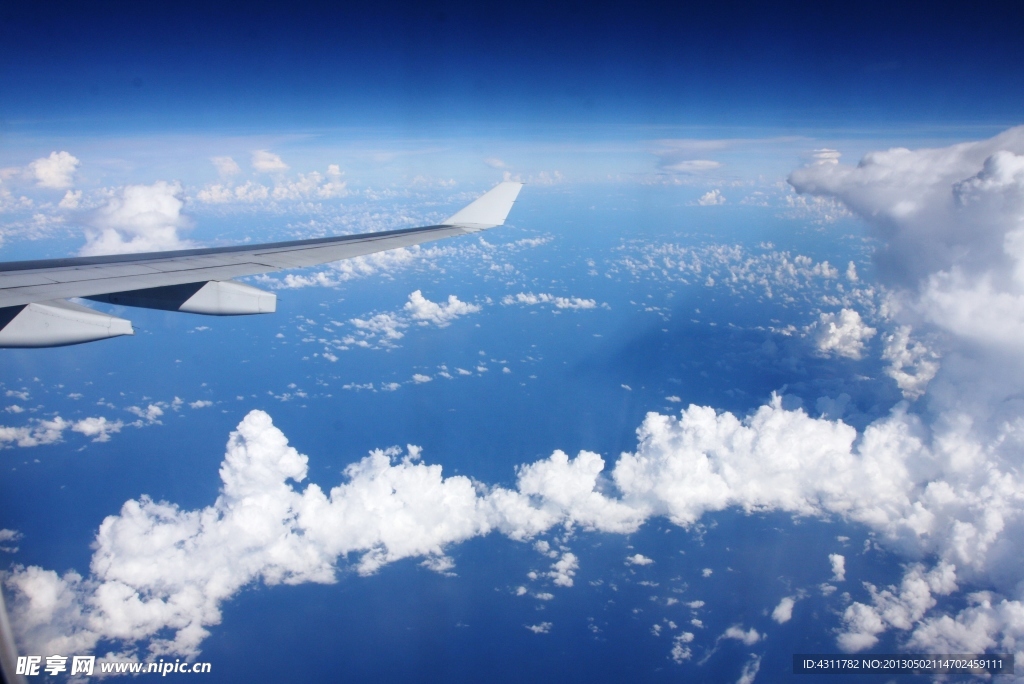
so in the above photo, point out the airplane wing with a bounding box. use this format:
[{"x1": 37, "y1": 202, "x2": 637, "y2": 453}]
[{"x1": 0, "y1": 181, "x2": 523, "y2": 348}]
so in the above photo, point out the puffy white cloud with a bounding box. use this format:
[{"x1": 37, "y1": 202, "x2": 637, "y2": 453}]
[
  {"x1": 80, "y1": 181, "x2": 193, "y2": 256},
  {"x1": 28, "y1": 151, "x2": 79, "y2": 189},
  {"x1": 525, "y1": 622, "x2": 552, "y2": 634},
  {"x1": 71, "y1": 416, "x2": 124, "y2": 443},
  {"x1": 0, "y1": 415, "x2": 123, "y2": 447},
  {"x1": 671, "y1": 632, "x2": 695, "y2": 663},
  {"x1": 547, "y1": 552, "x2": 579, "y2": 587},
  {"x1": 696, "y1": 189, "x2": 726, "y2": 206},
  {"x1": 772, "y1": 596, "x2": 796, "y2": 624},
  {"x1": 196, "y1": 180, "x2": 269, "y2": 204},
  {"x1": 810, "y1": 309, "x2": 876, "y2": 360},
  {"x1": 625, "y1": 553, "x2": 654, "y2": 566},
  {"x1": 501, "y1": 292, "x2": 598, "y2": 310},
  {"x1": 829, "y1": 553, "x2": 846, "y2": 582},
  {"x1": 12, "y1": 292, "x2": 1024, "y2": 662},
  {"x1": 348, "y1": 313, "x2": 407, "y2": 345},
  {"x1": 404, "y1": 290, "x2": 481, "y2": 327},
  {"x1": 127, "y1": 404, "x2": 163, "y2": 425},
  {"x1": 837, "y1": 562, "x2": 957, "y2": 652},
  {"x1": 411, "y1": 374, "x2": 432, "y2": 384},
  {"x1": 211, "y1": 156, "x2": 241, "y2": 177},
  {"x1": 881, "y1": 326, "x2": 939, "y2": 400},
  {"x1": 59, "y1": 190, "x2": 82, "y2": 209},
  {"x1": 721, "y1": 625, "x2": 762, "y2": 646},
  {"x1": 251, "y1": 150, "x2": 288, "y2": 173},
  {"x1": 189, "y1": 400, "x2": 213, "y2": 409}
]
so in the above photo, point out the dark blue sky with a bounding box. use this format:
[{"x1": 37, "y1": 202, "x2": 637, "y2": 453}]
[{"x1": 2, "y1": 0, "x2": 1023, "y2": 133}]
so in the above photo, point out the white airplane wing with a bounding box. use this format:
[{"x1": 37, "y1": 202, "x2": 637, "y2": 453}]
[{"x1": 0, "y1": 181, "x2": 522, "y2": 347}]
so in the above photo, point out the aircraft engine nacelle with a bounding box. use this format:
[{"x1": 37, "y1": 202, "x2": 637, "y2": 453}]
[
  {"x1": 89, "y1": 280, "x2": 277, "y2": 315},
  {"x1": 0, "y1": 299, "x2": 134, "y2": 348}
]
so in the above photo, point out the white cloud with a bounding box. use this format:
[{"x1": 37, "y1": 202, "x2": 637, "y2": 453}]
[
  {"x1": 811, "y1": 148, "x2": 842, "y2": 164},
  {"x1": 349, "y1": 313, "x2": 407, "y2": 344},
  {"x1": 837, "y1": 562, "x2": 957, "y2": 652},
  {"x1": 671, "y1": 632, "x2": 695, "y2": 663},
  {"x1": 28, "y1": 151, "x2": 79, "y2": 189},
  {"x1": 810, "y1": 309, "x2": 876, "y2": 360},
  {"x1": 736, "y1": 655, "x2": 762, "y2": 684},
  {"x1": 721, "y1": 625, "x2": 762, "y2": 646},
  {"x1": 59, "y1": 190, "x2": 82, "y2": 209},
  {"x1": 13, "y1": 273, "x2": 1024, "y2": 663},
  {"x1": 211, "y1": 156, "x2": 241, "y2": 177},
  {"x1": 251, "y1": 150, "x2": 289, "y2": 172},
  {"x1": 484, "y1": 157, "x2": 507, "y2": 169},
  {"x1": 772, "y1": 596, "x2": 796, "y2": 624},
  {"x1": 881, "y1": 327, "x2": 940, "y2": 401},
  {"x1": 71, "y1": 416, "x2": 124, "y2": 443},
  {"x1": 502, "y1": 292, "x2": 597, "y2": 310},
  {"x1": 625, "y1": 553, "x2": 654, "y2": 566},
  {"x1": 127, "y1": 404, "x2": 163, "y2": 425},
  {"x1": 790, "y1": 127, "x2": 1024, "y2": 351},
  {"x1": 547, "y1": 552, "x2": 579, "y2": 587},
  {"x1": 696, "y1": 189, "x2": 726, "y2": 206},
  {"x1": 411, "y1": 374, "x2": 432, "y2": 384},
  {"x1": 404, "y1": 290, "x2": 481, "y2": 327},
  {"x1": 189, "y1": 400, "x2": 213, "y2": 409},
  {"x1": 663, "y1": 160, "x2": 723, "y2": 174},
  {"x1": 80, "y1": 181, "x2": 193, "y2": 256},
  {"x1": 525, "y1": 622, "x2": 552, "y2": 634},
  {"x1": 0, "y1": 414, "x2": 123, "y2": 447},
  {"x1": 829, "y1": 553, "x2": 846, "y2": 581}
]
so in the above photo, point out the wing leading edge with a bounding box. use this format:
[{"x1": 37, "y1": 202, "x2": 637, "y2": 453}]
[{"x1": 0, "y1": 181, "x2": 522, "y2": 347}]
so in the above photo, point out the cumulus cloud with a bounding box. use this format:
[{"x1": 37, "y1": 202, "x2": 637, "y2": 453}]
[
  {"x1": 837, "y1": 562, "x2": 957, "y2": 652},
  {"x1": 14, "y1": 389, "x2": 1019, "y2": 661},
  {"x1": 881, "y1": 326, "x2": 940, "y2": 400},
  {"x1": 721, "y1": 625, "x2": 762, "y2": 646},
  {"x1": 829, "y1": 553, "x2": 846, "y2": 582},
  {"x1": 787, "y1": 127, "x2": 1024, "y2": 656},
  {"x1": 0, "y1": 415, "x2": 123, "y2": 447},
  {"x1": 625, "y1": 553, "x2": 654, "y2": 566},
  {"x1": 810, "y1": 309, "x2": 876, "y2": 359},
  {"x1": 501, "y1": 292, "x2": 598, "y2": 310},
  {"x1": 404, "y1": 290, "x2": 481, "y2": 327},
  {"x1": 197, "y1": 166, "x2": 346, "y2": 204},
  {"x1": 80, "y1": 181, "x2": 193, "y2": 255},
  {"x1": 790, "y1": 126, "x2": 1024, "y2": 349},
  {"x1": 251, "y1": 150, "x2": 289, "y2": 172},
  {"x1": 211, "y1": 156, "x2": 241, "y2": 177},
  {"x1": 547, "y1": 552, "x2": 579, "y2": 587},
  {"x1": 28, "y1": 151, "x2": 79, "y2": 189},
  {"x1": 696, "y1": 189, "x2": 726, "y2": 206},
  {"x1": 772, "y1": 596, "x2": 796, "y2": 624}
]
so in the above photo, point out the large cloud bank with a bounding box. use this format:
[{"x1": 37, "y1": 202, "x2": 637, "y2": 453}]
[
  {"x1": 789, "y1": 126, "x2": 1024, "y2": 660},
  {"x1": 9, "y1": 386, "x2": 1024, "y2": 663},
  {"x1": 790, "y1": 126, "x2": 1024, "y2": 352}
]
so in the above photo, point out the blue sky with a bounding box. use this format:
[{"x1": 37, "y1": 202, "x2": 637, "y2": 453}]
[{"x1": 3, "y1": 0, "x2": 1024, "y2": 132}]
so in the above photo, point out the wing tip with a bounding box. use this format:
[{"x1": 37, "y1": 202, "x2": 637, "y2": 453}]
[{"x1": 443, "y1": 182, "x2": 524, "y2": 227}]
